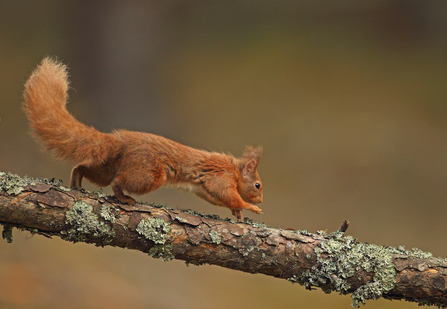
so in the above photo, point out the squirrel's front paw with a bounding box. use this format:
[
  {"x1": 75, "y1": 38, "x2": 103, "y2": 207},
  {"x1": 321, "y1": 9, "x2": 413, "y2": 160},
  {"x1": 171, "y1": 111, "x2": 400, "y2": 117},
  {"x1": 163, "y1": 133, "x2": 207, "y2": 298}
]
[
  {"x1": 230, "y1": 204, "x2": 262, "y2": 219},
  {"x1": 248, "y1": 204, "x2": 263, "y2": 214}
]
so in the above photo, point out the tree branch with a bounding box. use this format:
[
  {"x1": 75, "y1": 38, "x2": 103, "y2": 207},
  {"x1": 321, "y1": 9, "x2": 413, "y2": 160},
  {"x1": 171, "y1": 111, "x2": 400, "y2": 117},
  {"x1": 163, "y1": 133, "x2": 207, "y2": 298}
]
[{"x1": 1, "y1": 172, "x2": 446, "y2": 307}]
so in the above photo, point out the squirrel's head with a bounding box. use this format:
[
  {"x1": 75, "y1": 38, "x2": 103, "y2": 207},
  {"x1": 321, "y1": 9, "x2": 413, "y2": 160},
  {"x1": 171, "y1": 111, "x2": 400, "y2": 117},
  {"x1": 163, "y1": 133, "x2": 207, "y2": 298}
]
[{"x1": 238, "y1": 146, "x2": 263, "y2": 205}]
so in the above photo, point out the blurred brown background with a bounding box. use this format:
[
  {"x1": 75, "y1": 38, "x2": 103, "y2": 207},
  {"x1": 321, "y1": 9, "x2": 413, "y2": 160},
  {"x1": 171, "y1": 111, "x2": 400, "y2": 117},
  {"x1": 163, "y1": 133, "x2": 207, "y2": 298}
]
[{"x1": 1, "y1": 1, "x2": 447, "y2": 308}]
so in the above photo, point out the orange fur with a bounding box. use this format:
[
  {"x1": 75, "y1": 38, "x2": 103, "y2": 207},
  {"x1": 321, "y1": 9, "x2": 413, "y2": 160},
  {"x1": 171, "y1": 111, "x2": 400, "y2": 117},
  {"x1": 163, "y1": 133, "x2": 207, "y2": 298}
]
[{"x1": 23, "y1": 57, "x2": 263, "y2": 219}]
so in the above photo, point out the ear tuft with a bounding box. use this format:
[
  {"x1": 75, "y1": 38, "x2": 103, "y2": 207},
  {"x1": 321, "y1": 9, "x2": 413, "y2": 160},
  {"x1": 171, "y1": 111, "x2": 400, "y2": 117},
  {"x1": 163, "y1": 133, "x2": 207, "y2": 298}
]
[{"x1": 243, "y1": 146, "x2": 263, "y2": 161}]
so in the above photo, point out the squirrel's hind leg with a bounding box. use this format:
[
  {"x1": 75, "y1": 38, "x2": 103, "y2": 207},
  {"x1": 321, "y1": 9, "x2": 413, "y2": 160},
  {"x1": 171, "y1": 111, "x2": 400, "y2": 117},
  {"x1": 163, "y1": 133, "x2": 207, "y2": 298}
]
[
  {"x1": 110, "y1": 168, "x2": 167, "y2": 205},
  {"x1": 70, "y1": 164, "x2": 85, "y2": 188},
  {"x1": 111, "y1": 176, "x2": 136, "y2": 204},
  {"x1": 70, "y1": 162, "x2": 117, "y2": 188}
]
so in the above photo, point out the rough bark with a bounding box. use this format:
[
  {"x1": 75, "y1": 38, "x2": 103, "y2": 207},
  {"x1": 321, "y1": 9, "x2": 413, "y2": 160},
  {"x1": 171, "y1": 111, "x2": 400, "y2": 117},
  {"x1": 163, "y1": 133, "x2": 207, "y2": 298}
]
[{"x1": 1, "y1": 172, "x2": 446, "y2": 307}]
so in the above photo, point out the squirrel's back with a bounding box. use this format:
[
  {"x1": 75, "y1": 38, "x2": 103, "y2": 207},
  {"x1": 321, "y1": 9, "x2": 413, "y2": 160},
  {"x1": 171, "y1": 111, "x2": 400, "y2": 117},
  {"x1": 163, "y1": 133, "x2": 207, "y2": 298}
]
[{"x1": 23, "y1": 57, "x2": 123, "y2": 163}]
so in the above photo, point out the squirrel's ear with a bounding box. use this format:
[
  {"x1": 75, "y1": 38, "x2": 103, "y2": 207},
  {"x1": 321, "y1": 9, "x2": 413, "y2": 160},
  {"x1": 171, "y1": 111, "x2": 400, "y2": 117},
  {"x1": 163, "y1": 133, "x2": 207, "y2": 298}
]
[
  {"x1": 244, "y1": 159, "x2": 258, "y2": 176},
  {"x1": 242, "y1": 146, "x2": 262, "y2": 176}
]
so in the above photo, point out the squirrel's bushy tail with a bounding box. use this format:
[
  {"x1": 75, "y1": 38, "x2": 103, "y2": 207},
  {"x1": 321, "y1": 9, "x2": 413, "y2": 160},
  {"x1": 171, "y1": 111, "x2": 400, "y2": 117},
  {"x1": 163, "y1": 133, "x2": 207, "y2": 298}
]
[{"x1": 23, "y1": 57, "x2": 122, "y2": 163}]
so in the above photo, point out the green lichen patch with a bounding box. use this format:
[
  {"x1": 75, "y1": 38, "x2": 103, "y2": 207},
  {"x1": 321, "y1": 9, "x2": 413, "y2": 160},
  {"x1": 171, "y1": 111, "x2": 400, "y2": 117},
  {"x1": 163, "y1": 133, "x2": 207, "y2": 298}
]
[
  {"x1": 257, "y1": 228, "x2": 272, "y2": 238},
  {"x1": 0, "y1": 172, "x2": 67, "y2": 196},
  {"x1": 385, "y1": 245, "x2": 433, "y2": 259},
  {"x1": 136, "y1": 217, "x2": 171, "y2": 244},
  {"x1": 209, "y1": 230, "x2": 222, "y2": 244},
  {"x1": 296, "y1": 229, "x2": 313, "y2": 236},
  {"x1": 0, "y1": 172, "x2": 31, "y2": 195},
  {"x1": 243, "y1": 217, "x2": 267, "y2": 229},
  {"x1": 100, "y1": 205, "x2": 118, "y2": 223},
  {"x1": 149, "y1": 244, "x2": 175, "y2": 261},
  {"x1": 57, "y1": 185, "x2": 72, "y2": 192},
  {"x1": 64, "y1": 200, "x2": 115, "y2": 243},
  {"x1": 94, "y1": 188, "x2": 107, "y2": 198},
  {"x1": 290, "y1": 234, "x2": 396, "y2": 307}
]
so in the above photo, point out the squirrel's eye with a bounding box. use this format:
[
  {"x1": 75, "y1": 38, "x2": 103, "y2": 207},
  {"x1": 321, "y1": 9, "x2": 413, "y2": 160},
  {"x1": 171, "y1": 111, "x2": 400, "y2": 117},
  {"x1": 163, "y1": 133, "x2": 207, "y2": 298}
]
[{"x1": 255, "y1": 183, "x2": 261, "y2": 190}]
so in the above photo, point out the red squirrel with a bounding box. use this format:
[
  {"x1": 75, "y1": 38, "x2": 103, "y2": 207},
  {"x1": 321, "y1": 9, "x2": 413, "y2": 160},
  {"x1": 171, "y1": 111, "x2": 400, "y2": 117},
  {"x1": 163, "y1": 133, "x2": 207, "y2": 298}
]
[{"x1": 22, "y1": 57, "x2": 263, "y2": 219}]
